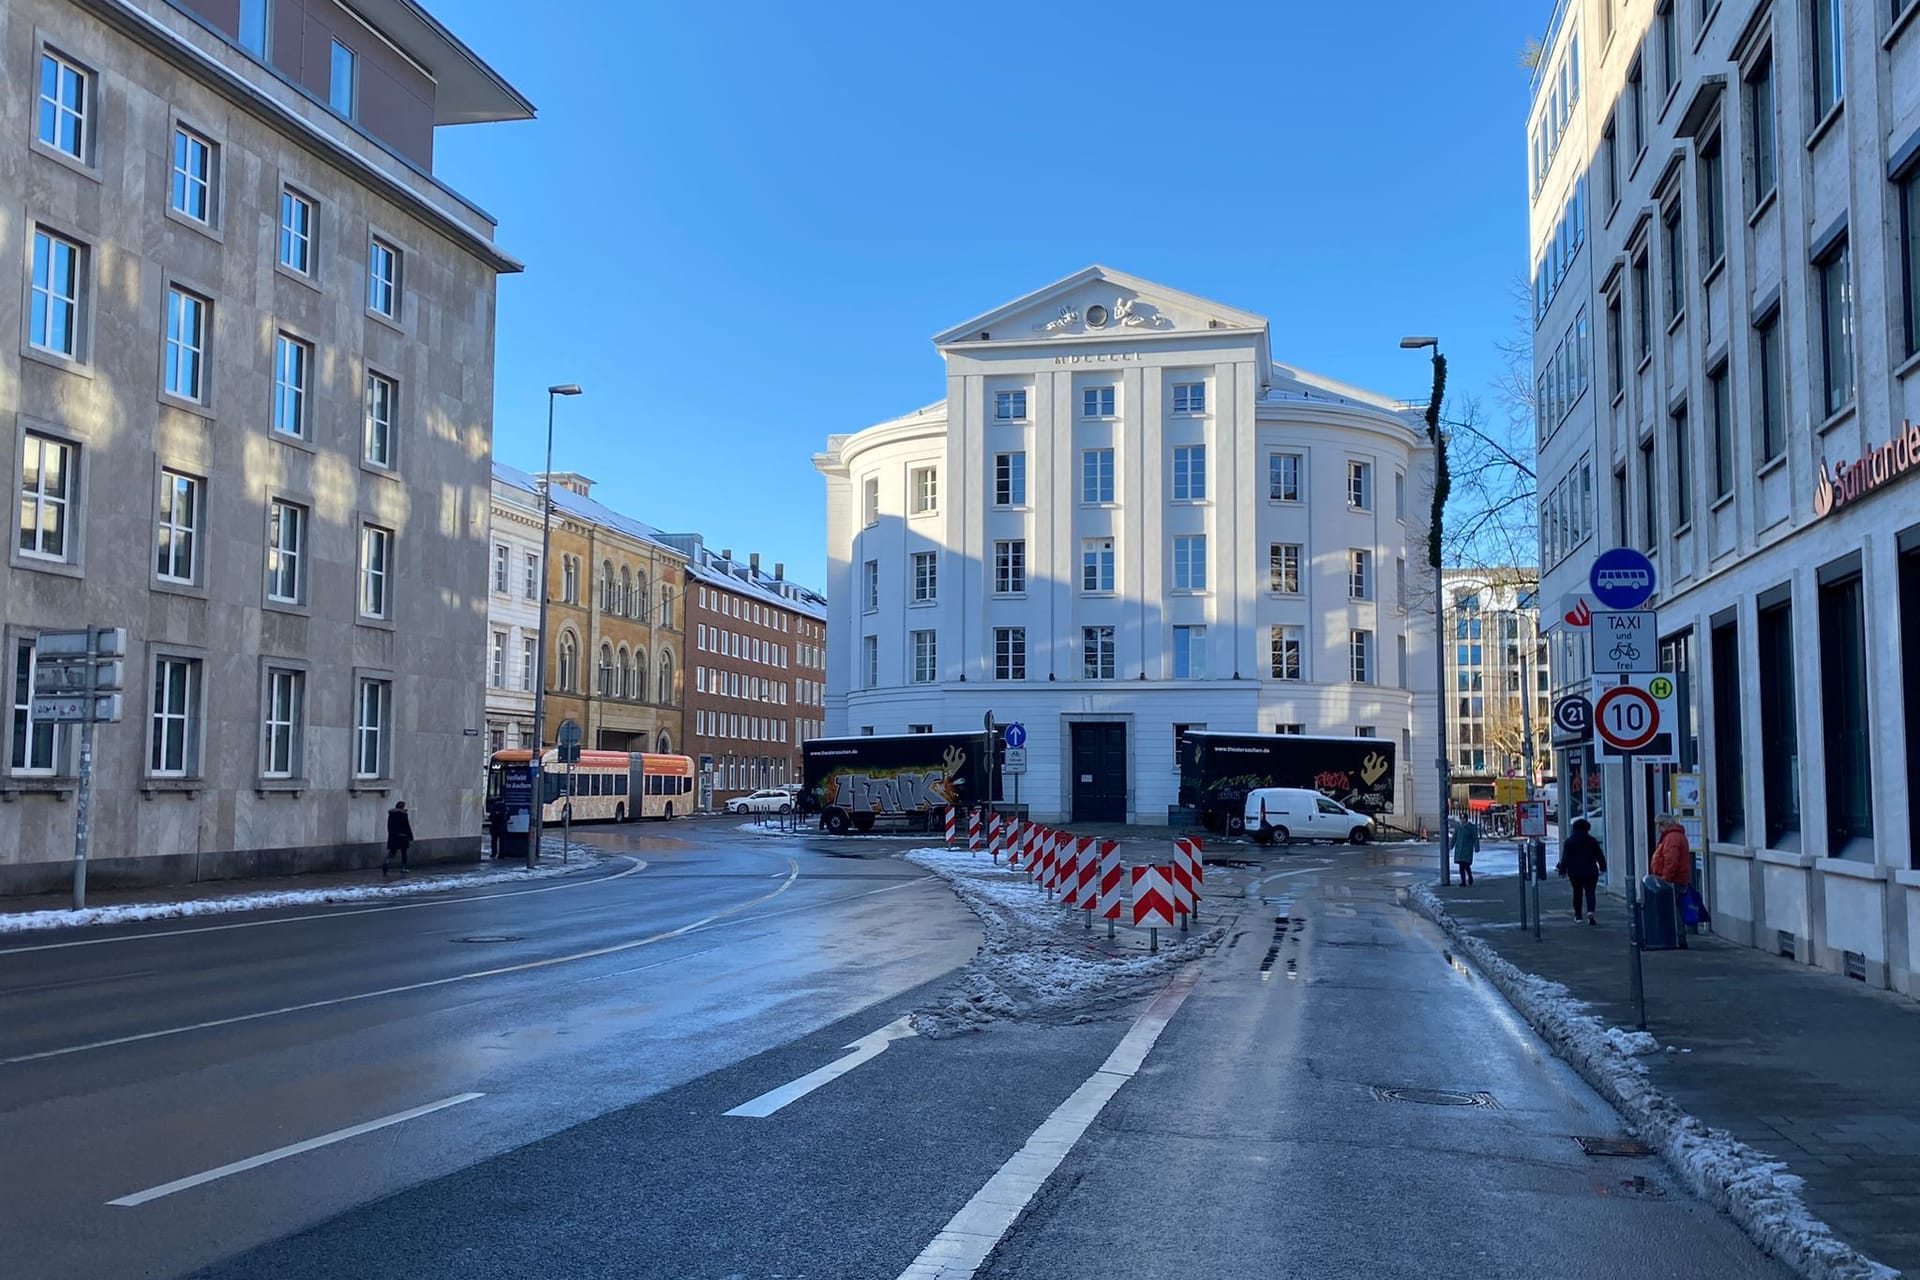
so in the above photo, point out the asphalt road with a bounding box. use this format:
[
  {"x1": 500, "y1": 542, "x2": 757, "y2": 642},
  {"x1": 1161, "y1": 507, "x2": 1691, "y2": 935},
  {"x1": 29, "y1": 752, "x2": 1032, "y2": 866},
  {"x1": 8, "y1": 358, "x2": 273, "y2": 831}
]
[{"x1": 3, "y1": 832, "x2": 1792, "y2": 1280}]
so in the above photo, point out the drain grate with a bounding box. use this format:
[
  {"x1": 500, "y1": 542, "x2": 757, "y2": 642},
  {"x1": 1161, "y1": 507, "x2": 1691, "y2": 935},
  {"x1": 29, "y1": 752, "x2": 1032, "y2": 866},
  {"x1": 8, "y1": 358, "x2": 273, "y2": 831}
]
[
  {"x1": 452, "y1": 934, "x2": 523, "y2": 944},
  {"x1": 1370, "y1": 1086, "x2": 1499, "y2": 1108},
  {"x1": 1574, "y1": 1135, "x2": 1654, "y2": 1157}
]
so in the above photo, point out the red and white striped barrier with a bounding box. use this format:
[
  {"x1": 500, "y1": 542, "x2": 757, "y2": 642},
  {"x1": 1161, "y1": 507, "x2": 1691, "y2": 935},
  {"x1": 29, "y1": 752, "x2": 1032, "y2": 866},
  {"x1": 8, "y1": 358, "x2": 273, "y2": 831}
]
[
  {"x1": 1071, "y1": 837, "x2": 1098, "y2": 913},
  {"x1": 988, "y1": 813, "x2": 1003, "y2": 860},
  {"x1": 1132, "y1": 865, "x2": 1176, "y2": 950},
  {"x1": 944, "y1": 806, "x2": 957, "y2": 845},
  {"x1": 1171, "y1": 836, "x2": 1201, "y2": 924},
  {"x1": 1036, "y1": 828, "x2": 1056, "y2": 888},
  {"x1": 968, "y1": 808, "x2": 982, "y2": 853},
  {"x1": 1057, "y1": 837, "x2": 1082, "y2": 906},
  {"x1": 1096, "y1": 842, "x2": 1125, "y2": 932}
]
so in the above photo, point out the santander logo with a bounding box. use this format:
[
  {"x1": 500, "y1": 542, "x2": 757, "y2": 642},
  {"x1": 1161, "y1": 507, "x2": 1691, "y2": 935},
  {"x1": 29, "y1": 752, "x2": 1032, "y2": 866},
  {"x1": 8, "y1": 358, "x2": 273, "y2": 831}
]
[
  {"x1": 1564, "y1": 599, "x2": 1593, "y2": 628},
  {"x1": 1814, "y1": 420, "x2": 1920, "y2": 518}
]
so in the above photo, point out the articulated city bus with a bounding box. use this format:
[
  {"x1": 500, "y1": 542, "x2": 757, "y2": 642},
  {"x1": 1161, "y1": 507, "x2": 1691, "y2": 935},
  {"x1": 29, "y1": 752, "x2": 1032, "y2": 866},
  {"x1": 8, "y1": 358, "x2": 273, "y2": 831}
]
[{"x1": 486, "y1": 749, "x2": 696, "y2": 824}]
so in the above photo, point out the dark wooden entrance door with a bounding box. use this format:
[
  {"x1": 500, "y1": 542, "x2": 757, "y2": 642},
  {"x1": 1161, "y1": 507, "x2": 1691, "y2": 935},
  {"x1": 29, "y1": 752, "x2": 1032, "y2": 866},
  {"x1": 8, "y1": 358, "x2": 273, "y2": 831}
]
[{"x1": 1070, "y1": 723, "x2": 1127, "y2": 823}]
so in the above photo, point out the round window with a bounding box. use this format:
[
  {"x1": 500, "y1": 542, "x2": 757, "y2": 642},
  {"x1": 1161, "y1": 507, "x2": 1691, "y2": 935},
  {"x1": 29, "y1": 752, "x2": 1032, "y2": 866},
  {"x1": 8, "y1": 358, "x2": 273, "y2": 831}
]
[{"x1": 1084, "y1": 304, "x2": 1108, "y2": 328}]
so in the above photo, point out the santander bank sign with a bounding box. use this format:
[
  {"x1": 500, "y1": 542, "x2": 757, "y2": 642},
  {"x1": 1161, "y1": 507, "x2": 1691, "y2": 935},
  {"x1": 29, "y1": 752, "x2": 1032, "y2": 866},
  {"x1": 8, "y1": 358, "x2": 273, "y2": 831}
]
[{"x1": 1813, "y1": 420, "x2": 1920, "y2": 517}]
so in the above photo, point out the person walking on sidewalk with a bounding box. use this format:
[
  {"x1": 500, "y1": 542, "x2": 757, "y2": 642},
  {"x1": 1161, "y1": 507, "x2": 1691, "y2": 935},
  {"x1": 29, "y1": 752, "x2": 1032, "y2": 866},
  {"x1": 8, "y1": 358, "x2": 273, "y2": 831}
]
[
  {"x1": 384, "y1": 800, "x2": 414, "y2": 875},
  {"x1": 1451, "y1": 811, "x2": 1481, "y2": 886},
  {"x1": 1558, "y1": 817, "x2": 1606, "y2": 924}
]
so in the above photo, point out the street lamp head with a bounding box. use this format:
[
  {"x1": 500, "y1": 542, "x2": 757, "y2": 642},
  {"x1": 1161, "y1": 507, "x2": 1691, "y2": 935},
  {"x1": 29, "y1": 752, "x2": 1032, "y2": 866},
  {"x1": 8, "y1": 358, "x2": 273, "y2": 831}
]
[
  {"x1": 1399, "y1": 336, "x2": 1439, "y2": 350},
  {"x1": 547, "y1": 383, "x2": 583, "y2": 396}
]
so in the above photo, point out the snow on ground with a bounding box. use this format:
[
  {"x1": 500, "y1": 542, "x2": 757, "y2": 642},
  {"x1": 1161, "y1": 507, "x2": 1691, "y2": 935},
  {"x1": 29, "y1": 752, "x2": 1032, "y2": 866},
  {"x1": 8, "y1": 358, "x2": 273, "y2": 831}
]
[
  {"x1": 905, "y1": 847, "x2": 1217, "y2": 1037},
  {"x1": 0, "y1": 840, "x2": 606, "y2": 935},
  {"x1": 735, "y1": 819, "x2": 807, "y2": 837},
  {"x1": 1410, "y1": 882, "x2": 1898, "y2": 1280}
]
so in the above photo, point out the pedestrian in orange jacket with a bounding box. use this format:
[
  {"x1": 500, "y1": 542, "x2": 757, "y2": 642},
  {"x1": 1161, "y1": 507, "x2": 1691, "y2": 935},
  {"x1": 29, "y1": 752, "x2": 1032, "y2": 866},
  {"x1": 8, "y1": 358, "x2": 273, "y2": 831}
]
[{"x1": 1650, "y1": 817, "x2": 1691, "y2": 888}]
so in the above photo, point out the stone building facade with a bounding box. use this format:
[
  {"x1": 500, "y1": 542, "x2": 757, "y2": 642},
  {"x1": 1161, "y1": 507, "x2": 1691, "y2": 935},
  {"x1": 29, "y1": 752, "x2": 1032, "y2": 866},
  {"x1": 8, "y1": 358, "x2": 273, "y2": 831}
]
[{"x1": 0, "y1": 0, "x2": 529, "y2": 891}]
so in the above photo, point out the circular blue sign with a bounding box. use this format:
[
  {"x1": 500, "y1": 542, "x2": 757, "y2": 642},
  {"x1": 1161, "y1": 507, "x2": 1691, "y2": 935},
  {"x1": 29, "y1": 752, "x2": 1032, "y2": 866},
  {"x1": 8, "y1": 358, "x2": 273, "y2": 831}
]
[
  {"x1": 1589, "y1": 548, "x2": 1657, "y2": 611},
  {"x1": 1004, "y1": 723, "x2": 1027, "y2": 749}
]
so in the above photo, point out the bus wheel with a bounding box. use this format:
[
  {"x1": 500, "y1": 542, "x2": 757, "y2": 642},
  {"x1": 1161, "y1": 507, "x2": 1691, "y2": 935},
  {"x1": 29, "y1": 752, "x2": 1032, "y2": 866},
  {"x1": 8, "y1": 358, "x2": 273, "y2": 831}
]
[
  {"x1": 823, "y1": 809, "x2": 850, "y2": 835},
  {"x1": 614, "y1": 804, "x2": 625, "y2": 824},
  {"x1": 662, "y1": 803, "x2": 674, "y2": 821},
  {"x1": 1225, "y1": 813, "x2": 1246, "y2": 837}
]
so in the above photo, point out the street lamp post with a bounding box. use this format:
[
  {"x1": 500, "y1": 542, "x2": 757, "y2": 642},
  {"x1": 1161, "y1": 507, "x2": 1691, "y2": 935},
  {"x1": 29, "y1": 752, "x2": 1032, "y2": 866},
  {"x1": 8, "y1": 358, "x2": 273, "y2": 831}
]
[
  {"x1": 528, "y1": 383, "x2": 583, "y2": 870},
  {"x1": 1401, "y1": 336, "x2": 1450, "y2": 885}
]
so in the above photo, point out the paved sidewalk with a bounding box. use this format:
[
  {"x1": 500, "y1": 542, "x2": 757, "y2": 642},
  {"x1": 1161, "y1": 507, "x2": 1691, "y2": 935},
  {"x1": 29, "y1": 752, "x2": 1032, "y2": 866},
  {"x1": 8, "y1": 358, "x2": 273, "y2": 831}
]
[{"x1": 1432, "y1": 849, "x2": 1920, "y2": 1277}]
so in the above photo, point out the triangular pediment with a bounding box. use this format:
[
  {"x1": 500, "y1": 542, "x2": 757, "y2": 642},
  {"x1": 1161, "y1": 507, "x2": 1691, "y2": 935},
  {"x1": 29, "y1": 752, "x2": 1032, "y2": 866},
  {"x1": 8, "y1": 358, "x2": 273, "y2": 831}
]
[{"x1": 932, "y1": 265, "x2": 1269, "y2": 349}]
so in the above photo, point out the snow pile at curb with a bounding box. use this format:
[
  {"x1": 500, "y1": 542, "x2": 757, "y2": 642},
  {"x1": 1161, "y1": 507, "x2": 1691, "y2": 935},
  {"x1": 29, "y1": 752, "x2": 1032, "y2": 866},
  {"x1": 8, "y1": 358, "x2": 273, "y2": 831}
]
[
  {"x1": 0, "y1": 842, "x2": 607, "y2": 935},
  {"x1": 736, "y1": 820, "x2": 805, "y2": 838},
  {"x1": 905, "y1": 847, "x2": 1219, "y2": 1036},
  {"x1": 1409, "y1": 883, "x2": 1897, "y2": 1280}
]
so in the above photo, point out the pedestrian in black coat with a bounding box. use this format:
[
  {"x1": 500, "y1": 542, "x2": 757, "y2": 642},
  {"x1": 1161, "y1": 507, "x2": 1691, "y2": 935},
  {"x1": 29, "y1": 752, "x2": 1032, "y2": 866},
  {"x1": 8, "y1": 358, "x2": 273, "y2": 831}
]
[
  {"x1": 384, "y1": 801, "x2": 414, "y2": 874},
  {"x1": 1557, "y1": 817, "x2": 1606, "y2": 924}
]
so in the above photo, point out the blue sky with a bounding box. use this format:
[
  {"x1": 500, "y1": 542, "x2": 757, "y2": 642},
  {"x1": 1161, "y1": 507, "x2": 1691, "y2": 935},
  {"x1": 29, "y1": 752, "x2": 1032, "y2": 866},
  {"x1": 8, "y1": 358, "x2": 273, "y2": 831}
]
[{"x1": 434, "y1": 1, "x2": 1544, "y2": 588}]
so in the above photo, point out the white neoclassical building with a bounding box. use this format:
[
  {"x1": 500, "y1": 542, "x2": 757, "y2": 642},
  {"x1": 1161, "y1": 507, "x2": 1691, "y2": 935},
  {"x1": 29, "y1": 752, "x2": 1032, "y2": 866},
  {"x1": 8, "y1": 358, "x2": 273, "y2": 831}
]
[{"x1": 815, "y1": 267, "x2": 1439, "y2": 828}]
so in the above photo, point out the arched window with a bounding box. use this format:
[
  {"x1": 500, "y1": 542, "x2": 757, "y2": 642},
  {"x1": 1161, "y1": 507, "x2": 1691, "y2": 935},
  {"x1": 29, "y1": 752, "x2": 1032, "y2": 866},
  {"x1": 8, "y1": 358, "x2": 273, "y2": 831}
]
[
  {"x1": 602, "y1": 561, "x2": 616, "y2": 614},
  {"x1": 620, "y1": 567, "x2": 632, "y2": 618},
  {"x1": 557, "y1": 631, "x2": 579, "y2": 692},
  {"x1": 657, "y1": 650, "x2": 674, "y2": 704},
  {"x1": 598, "y1": 643, "x2": 615, "y2": 697},
  {"x1": 562, "y1": 558, "x2": 578, "y2": 605},
  {"x1": 656, "y1": 731, "x2": 672, "y2": 754},
  {"x1": 616, "y1": 645, "x2": 630, "y2": 698},
  {"x1": 633, "y1": 648, "x2": 649, "y2": 703},
  {"x1": 660, "y1": 587, "x2": 674, "y2": 630},
  {"x1": 634, "y1": 570, "x2": 650, "y2": 622}
]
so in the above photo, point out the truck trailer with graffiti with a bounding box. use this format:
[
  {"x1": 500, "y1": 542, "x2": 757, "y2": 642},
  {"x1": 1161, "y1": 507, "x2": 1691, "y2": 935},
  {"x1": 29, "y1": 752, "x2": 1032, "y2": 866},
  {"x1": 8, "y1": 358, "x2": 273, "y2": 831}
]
[
  {"x1": 800, "y1": 733, "x2": 992, "y2": 835},
  {"x1": 1177, "y1": 731, "x2": 1397, "y2": 836}
]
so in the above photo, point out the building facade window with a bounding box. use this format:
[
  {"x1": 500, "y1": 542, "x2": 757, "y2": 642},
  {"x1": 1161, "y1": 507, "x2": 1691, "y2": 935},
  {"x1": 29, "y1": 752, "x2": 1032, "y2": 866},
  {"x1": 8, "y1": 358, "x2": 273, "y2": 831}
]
[
  {"x1": 368, "y1": 237, "x2": 400, "y2": 318},
  {"x1": 1269, "y1": 452, "x2": 1302, "y2": 501},
  {"x1": 863, "y1": 559, "x2": 879, "y2": 612},
  {"x1": 1082, "y1": 448, "x2": 1115, "y2": 503},
  {"x1": 267, "y1": 500, "x2": 305, "y2": 603},
  {"x1": 37, "y1": 50, "x2": 90, "y2": 161},
  {"x1": 556, "y1": 632, "x2": 577, "y2": 691},
  {"x1": 170, "y1": 126, "x2": 215, "y2": 223},
  {"x1": 909, "y1": 465, "x2": 938, "y2": 515},
  {"x1": 29, "y1": 229, "x2": 84, "y2": 359},
  {"x1": 1349, "y1": 549, "x2": 1371, "y2": 599},
  {"x1": 1901, "y1": 167, "x2": 1920, "y2": 360},
  {"x1": 365, "y1": 372, "x2": 397, "y2": 467},
  {"x1": 994, "y1": 451, "x2": 1026, "y2": 506},
  {"x1": 522, "y1": 636, "x2": 536, "y2": 691},
  {"x1": 491, "y1": 630, "x2": 506, "y2": 687},
  {"x1": 1708, "y1": 366, "x2": 1732, "y2": 500},
  {"x1": 1820, "y1": 571, "x2": 1873, "y2": 849},
  {"x1": 1350, "y1": 630, "x2": 1373, "y2": 684},
  {"x1": 1758, "y1": 597, "x2": 1800, "y2": 844},
  {"x1": 911, "y1": 630, "x2": 937, "y2": 683},
  {"x1": 994, "y1": 539, "x2": 1026, "y2": 594},
  {"x1": 1171, "y1": 445, "x2": 1207, "y2": 501},
  {"x1": 1173, "y1": 625, "x2": 1206, "y2": 679},
  {"x1": 863, "y1": 635, "x2": 879, "y2": 688},
  {"x1": 1082, "y1": 385, "x2": 1115, "y2": 417},
  {"x1": 11, "y1": 640, "x2": 67, "y2": 773},
  {"x1": 1747, "y1": 50, "x2": 1776, "y2": 208},
  {"x1": 150, "y1": 657, "x2": 199, "y2": 777},
  {"x1": 155, "y1": 469, "x2": 200, "y2": 583},
  {"x1": 272, "y1": 333, "x2": 310, "y2": 435},
  {"x1": 1605, "y1": 293, "x2": 1624, "y2": 395},
  {"x1": 1817, "y1": 236, "x2": 1853, "y2": 416},
  {"x1": 1640, "y1": 438, "x2": 1657, "y2": 550},
  {"x1": 1658, "y1": 2, "x2": 1680, "y2": 98},
  {"x1": 1171, "y1": 382, "x2": 1206, "y2": 413},
  {"x1": 1663, "y1": 204, "x2": 1685, "y2": 320},
  {"x1": 1670, "y1": 403, "x2": 1692, "y2": 530},
  {"x1": 165, "y1": 287, "x2": 208, "y2": 402},
  {"x1": 1755, "y1": 306, "x2": 1785, "y2": 461},
  {"x1": 994, "y1": 627, "x2": 1025, "y2": 680},
  {"x1": 1699, "y1": 130, "x2": 1724, "y2": 269},
  {"x1": 329, "y1": 39, "x2": 358, "y2": 118},
  {"x1": 1632, "y1": 253, "x2": 1651, "y2": 361},
  {"x1": 239, "y1": 0, "x2": 270, "y2": 55},
  {"x1": 1082, "y1": 626, "x2": 1116, "y2": 680},
  {"x1": 1269, "y1": 542, "x2": 1301, "y2": 594},
  {"x1": 1172, "y1": 535, "x2": 1206, "y2": 591},
  {"x1": 862, "y1": 477, "x2": 879, "y2": 526},
  {"x1": 261, "y1": 667, "x2": 303, "y2": 778},
  {"x1": 278, "y1": 188, "x2": 314, "y2": 274},
  {"x1": 1810, "y1": 0, "x2": 1843, "y2": 120},
  {"x1": 18, "y1": 433, "x2": 73, "y2": 561},
  {"x1": 911, "y1": 551, "x2": 937, "y2": 602},
  {"x1": 1347, "y1": 460, "x2": 1372, "y2": 510},
  {"x1": 994, "y1": 389, "x2": 1027, "y2": 420},
  {"x1": 1271, "y1": 626, "x2": 1302, "y2": 680},
  {"x1": 493, "y1": 544, "x2": 509, "y2": 593},
  {"x1": 1082, "y1": 538, "x2": 1115, "y2": 592},
  {"x1": 1628, "y1": 57, "x2": 1646, "y2": 154},
  {"x1": 1711, "y1": 620, "x2": 1744, "y2": 842},
  {"x1": 355, "y1": 678, "x2": 391, "y2": 778},
  {"x1": 360, "y1": 525, "x2": 392, "y2": 619}
]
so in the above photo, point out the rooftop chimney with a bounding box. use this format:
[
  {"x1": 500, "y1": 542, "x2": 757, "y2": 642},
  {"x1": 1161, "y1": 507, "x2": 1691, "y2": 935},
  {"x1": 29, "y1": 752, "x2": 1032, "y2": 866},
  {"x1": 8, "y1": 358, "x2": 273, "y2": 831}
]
[
  {"x1": 720, "y1": 548, "x2": 732, "y2": 562},
  {"x1": 750, "y1": 553, "x2": 761, "y2": 575},
  {"x1": 774, "y1": 563, "x2": 785, "y2": 581},
  {"x1": 537, "y1": 472, "x2": 595, "y2": 497}
]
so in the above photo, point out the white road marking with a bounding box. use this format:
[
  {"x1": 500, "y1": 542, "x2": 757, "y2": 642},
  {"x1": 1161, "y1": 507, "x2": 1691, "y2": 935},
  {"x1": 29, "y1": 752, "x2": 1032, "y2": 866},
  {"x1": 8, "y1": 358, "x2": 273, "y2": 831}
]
[
  {"x1": 0, "y1": 857, "x2": 650, "y2": 957},
  {"x1": 107, "y1": 1092, "x2": 484, "y2": 1207},
  {"x1": 895, "y1": 965, "x2": 1204, "y2": 1280},
  {"x1": 723, "y1": 1016, "x2": 918, "y2": 1118},
  {"x1": 2, "y1": 860, "x2": 802, "y2": 1066}
]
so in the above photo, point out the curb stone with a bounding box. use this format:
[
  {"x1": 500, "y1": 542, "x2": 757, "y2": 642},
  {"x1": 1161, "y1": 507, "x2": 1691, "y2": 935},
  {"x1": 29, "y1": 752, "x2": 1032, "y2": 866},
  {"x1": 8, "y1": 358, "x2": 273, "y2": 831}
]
[{"x1": 1406, "y1": 883, "x2": 1899, "y2": 1280}]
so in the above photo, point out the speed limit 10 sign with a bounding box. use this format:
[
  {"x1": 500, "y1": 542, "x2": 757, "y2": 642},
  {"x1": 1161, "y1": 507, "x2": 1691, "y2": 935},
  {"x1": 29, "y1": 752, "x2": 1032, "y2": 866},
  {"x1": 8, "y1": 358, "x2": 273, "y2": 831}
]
[{"x1": 1593, "y1": 673, "x2": 1678, "y2": 762}]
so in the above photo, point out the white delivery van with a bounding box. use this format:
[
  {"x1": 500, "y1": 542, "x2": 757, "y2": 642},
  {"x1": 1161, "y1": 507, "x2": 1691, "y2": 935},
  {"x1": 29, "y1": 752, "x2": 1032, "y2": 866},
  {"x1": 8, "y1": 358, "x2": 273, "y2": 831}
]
[{"x1": 1243, "y1": 788, "x2": 1375, "y2": 846}]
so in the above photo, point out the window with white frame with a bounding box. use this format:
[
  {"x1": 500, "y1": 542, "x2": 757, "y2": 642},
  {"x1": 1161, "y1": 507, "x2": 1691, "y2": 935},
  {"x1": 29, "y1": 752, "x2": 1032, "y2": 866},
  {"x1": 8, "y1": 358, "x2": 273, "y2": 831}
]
[
  {"x1": 1171, "y1": 445, "x2": 1207, "y2": 501},
  {"x1": 1269, "y1": 452, "x2": 1302, "y2": 501},
  {"x1": 261, "y1": 667, "x2": 303, "y2": 778},
  {"x1": 29, "y1": 228, "x2": 84, "y2": 359},
  {"x1": 155, "y1": 469, "x2": 200, "y2": 583},
  {"x1": 1173, "y1": 625, "x2": 1207, "y2": 679},
  {"x1": 37, "y1": 50, "x2": 90, "y2": 161},
  {"x1": 1271, "y1": 626, "x2": 1303, "y2": 680},
  {"x1": 11, "y1": 639, "x2": 66, "y2": 773},
  {"x1": 1818, "y1": 234, "x2": 1854, "y2": 417},
  {"x1": 1082, "y1": 538, "x2": 1115, "y2": 592},
  {"x1": 364, "y1": 372, "x2": 397, "y2": 467},
  {"x1": 149, "y1": 656, "x2": 200, "y2": 777},
  {"x1": 354, "y1": 677, "x2": 391, "y2": 778},
  {"x1": 1350, "y1": 629, "x2": 1374, "y2": 684},
  {"x1": 1082, "y1": 448, "x2": 1115, "y2": 503},
  {"x1": 267, "y1": 500, "x2": 305, "y2": 603},
  {"x1": 911, "y1": 551, "x2": 937, "y2": 602},
  {"x1": 994, "y1": 539, "x2": 1026, "y2": 594},
  {"x1": 1269, "y1": 543, "x2": 1300, "y2": 594},
  {"x1": 493, "y1": 544, "x2": 511, "y2": 594},
  {"x1": 994, "y1": 389, "x2": 1027, "y2": 420},
  {"x1": 863, "y1": 635, "x2": 879, "y2": 688},
  {"x1": 164, "y1": 287, "x2": 208, "y2": 402},
  {"x1": 1082, "y1": 626, "x2": 1116, "y2": 680},
  {"x1": 360, "y1": 525, "x2": 392, "y2": 619},
  {"x1": 1172, "y1": 534, "x2": 1207, "y2": 591},
  {"x1": 1081, "y1": 386, "x2": 1116, "y2": 417},
  {"x1": 1348, "y1": 549, "x2": 1371, "y2": 599},
  {"x1": 272, "y1": 333, "x2": 309, "y2": 435},
  {"x1": 994, "y1": 627, "x2": 1025, "y2": 680},
  {"x1": 1395, "y1": 472, "x2": 1406, "y2": 520},
  {"x1": 1347, "y1": 460, "x2": 1372, "y2": 510},
  {"x1": 367, "y1": 236, "x2": 400, "y2": 319},
  {"x1": 862, "y1": 477, "x2": 879, "y2": 526},
  {"x1": 330, "y1": 40, "x2": 358, "y2": 118},
  {"x1": 19, "y1": 433, "x2": 74, "y2": 561},
  {"x1": 491, "y1": 631, "x2": 506, "y2": 687},
  {"x1": 864, "y1": 559, "x2": 879, "y2": 612},
  {"x1": 1171, "y1": 382, "x2": 1206, "y2": 414},
  {"x1": 170, "y1": 126, "x2": 215, "y2": 223},
  {"x1": 522, "y1": 636, "x2": 536, "y2": 692},
  {"x1": 909, "y1": 466, "x2": 938, "y2": 515},
  {"x1": 911, "y1": 630, "x2": 937, "y2": 683},
  {"x1": 994, "y1": 452, "x2": 1026, "y2": 506},
  {"x1": 278, "y1": 188, "x2": 314, "y2": 274}
]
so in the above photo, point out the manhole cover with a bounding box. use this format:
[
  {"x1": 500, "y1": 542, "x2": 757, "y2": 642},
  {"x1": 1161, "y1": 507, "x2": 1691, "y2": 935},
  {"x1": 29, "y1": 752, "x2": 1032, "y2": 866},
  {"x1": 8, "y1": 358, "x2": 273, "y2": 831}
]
[
  {"x1": 452, "y1": 934, "x2": 522, "y2": 944},
  {"x1": 1574, "y1": 1135, "x2": 1654, "y2": 1157},
  {"x1": 1371, "y1": 1086, "x2": 1499, "y2": 1108}
]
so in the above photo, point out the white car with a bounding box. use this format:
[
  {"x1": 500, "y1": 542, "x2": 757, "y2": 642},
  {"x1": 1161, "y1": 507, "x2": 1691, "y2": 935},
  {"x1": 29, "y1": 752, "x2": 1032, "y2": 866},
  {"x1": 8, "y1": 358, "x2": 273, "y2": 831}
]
[
  {"x1": 1242, "y1": 787, "x2": 1374, "y2": 846},
  {"x1": 728, "y1": 788, "x2": 794, "y2": 815}
]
